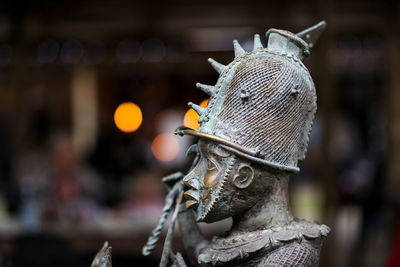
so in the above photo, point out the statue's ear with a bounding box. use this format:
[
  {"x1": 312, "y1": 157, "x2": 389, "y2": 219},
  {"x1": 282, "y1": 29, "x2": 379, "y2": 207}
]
[{"x1": 233, "y1": 164, "x2": 255, "y2": 189}]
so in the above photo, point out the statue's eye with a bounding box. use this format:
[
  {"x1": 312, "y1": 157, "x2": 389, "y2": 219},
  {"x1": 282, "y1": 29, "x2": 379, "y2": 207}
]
[{"x1": 207, "y1": 158, "x2": 217, "y2": 171}]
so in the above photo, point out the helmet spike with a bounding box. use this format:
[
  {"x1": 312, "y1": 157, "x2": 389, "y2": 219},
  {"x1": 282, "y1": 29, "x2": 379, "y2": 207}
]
[
  {"x1": 233, "y1": 40, "x2": 245, "y2": 58},
  {"x1": 196, "y1": 83, "x2": 216, "y2": 96},
  {"x1": 188, "y1": 102, "x2": 205, "y2": 116},
  {"x1": 296, "y1": 20, "x2": 327, "y2": 49},
  {"x1": 208, "y1": 58, "x2": 227, "y2": 74},
  {"x1": 253, "y1": 34, "x2": 263, "y2": 50}
]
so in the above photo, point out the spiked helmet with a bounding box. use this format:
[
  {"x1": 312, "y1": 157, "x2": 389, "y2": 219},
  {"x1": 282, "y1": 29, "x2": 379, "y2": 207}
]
[{"x1": 176, "y1": 21, "x2": 326, "y2": 173}]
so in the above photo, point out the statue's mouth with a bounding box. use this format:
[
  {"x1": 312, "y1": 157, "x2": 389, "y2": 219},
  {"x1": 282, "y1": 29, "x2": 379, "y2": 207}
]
[
  {"x1": 183, "y1": 179, "x2": 200, "y2": 209},
  {"x1": 183, "y1": 189, "x2": 199, "y2": 209}
]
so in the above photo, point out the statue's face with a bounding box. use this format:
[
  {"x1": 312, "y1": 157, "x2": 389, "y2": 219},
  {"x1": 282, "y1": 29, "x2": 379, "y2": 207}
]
[
  {"x1": 183, "y1": 139, "x2": 232, "y2": 222},
  {"x1": 183, "y1": 139, "x2": 257, "y2": 222}
]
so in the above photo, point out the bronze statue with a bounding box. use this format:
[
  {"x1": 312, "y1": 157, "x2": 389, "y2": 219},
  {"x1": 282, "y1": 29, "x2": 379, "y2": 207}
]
[{"x1": 93, "y1": 21, "x2": 330, "y2": 267}]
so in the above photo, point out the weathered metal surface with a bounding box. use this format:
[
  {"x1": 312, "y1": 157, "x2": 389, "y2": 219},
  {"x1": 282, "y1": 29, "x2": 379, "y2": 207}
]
[
  {"x1": 173, "y1": 21, "x2": 329, "y2": 267},
  {"x1": 91, "y1": 241, "x2": 112, "y2": 267},
  {"x1": 94, "y1": 21, "x2": 330, "y2": 267},
  {"x1": 175, "y1": 20, "x2": 327, "y2": 221}
]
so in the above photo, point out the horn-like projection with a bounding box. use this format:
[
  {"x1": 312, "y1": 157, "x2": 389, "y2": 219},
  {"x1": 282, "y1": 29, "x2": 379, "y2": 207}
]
[
  {"x1": 233, "y1": 40, "x2": 245, "y2": 58},
  {"x1": 188, "y1": 102, "x2": 205, "y2": 116},
  {"x1": 196, "y1": 83, "x2": 216, "y2": 96},
  {"x1": 253, "y1": 34, "x2": 263, "y2": 50},
  {"x1": 296, "y1": 20, "x2": 327, "y2": 49},
  {"x1": 208, "y1": 58, "x2": 227, "y2": 74}
]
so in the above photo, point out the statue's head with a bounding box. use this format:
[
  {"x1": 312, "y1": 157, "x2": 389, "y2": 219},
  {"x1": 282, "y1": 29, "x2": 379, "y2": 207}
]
[
  {"x1": 176, "y1": 22, "x2": 326, "y2": 223},
  {"x1": 183, "y1": 138, "x2": 291, "y2": 222}
]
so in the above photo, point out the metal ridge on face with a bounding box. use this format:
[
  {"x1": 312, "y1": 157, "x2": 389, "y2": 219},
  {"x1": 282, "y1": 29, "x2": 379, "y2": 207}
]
[
  {"x1": 219, "y1": 145, "x2": 300, "y2": 173},
  {"x1": 175, "y1": 126, "x2": 300, "y2": 173}
]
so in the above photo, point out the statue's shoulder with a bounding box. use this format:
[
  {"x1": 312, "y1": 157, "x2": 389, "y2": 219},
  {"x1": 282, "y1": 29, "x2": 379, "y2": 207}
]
[
  {"x1": 197, "y1": 220, "x2": 329, "y2": 266},
  {"x1": 257, "y1": 239, "x2": 320, "y2": 267}
]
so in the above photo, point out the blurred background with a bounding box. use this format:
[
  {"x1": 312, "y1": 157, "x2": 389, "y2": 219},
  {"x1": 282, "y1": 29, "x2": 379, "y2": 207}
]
[{"x1": 0, "y1": 0, "x2": 399, "y2": 266}]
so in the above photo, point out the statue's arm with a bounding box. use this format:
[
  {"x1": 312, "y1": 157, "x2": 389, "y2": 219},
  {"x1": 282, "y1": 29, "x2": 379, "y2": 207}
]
[{"x1": 178, "y1": 209, "x2": 207, "y2": 265}]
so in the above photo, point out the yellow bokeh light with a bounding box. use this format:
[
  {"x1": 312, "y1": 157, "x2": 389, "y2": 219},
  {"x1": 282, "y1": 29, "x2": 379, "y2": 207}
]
[
  {"x1": 114, "y1": 102, "x2": 143, "y2": 133},
  {"x1": 152, "y1": 133, "x2": 180, "y2": 162},
  {"x1": 183, "y1": 99, "x2": 209, "y2": 130},
  {"x1": 200, "y1": 99, "x2": 209, "y2": 108}
]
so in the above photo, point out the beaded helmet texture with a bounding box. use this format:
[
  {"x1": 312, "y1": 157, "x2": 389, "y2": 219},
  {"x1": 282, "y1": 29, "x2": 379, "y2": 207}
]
[{"x1": 176, "y1": 21, "x2": 326, "y2": 173}]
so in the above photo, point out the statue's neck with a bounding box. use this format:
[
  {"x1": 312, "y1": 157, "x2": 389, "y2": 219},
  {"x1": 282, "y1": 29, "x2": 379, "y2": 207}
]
[{"x1": 230, "y1": 175, "x2": 293, "y2": 234}]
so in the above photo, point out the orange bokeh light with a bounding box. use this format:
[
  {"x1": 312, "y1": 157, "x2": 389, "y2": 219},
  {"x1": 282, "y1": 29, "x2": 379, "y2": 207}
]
[
  {"x1": 114, "y1": 102, "x2": 143, "y2": 133},
  {"x1": 152, "y1": 133, "x2": 180, "y2": 162},
  {"x1": 183, "y1": 99, "x2": 209, "y2": 130}
]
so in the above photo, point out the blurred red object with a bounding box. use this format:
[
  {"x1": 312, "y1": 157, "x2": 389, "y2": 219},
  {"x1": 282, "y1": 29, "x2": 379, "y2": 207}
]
[{"x1": 385, "y1": 222, "x2": 400, "y2": 267}]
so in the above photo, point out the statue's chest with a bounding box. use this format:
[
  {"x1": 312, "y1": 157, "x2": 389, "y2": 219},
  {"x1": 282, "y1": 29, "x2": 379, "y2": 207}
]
[{"x1": 197, "y1": 220, "x2": 329, "y2": 266}]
